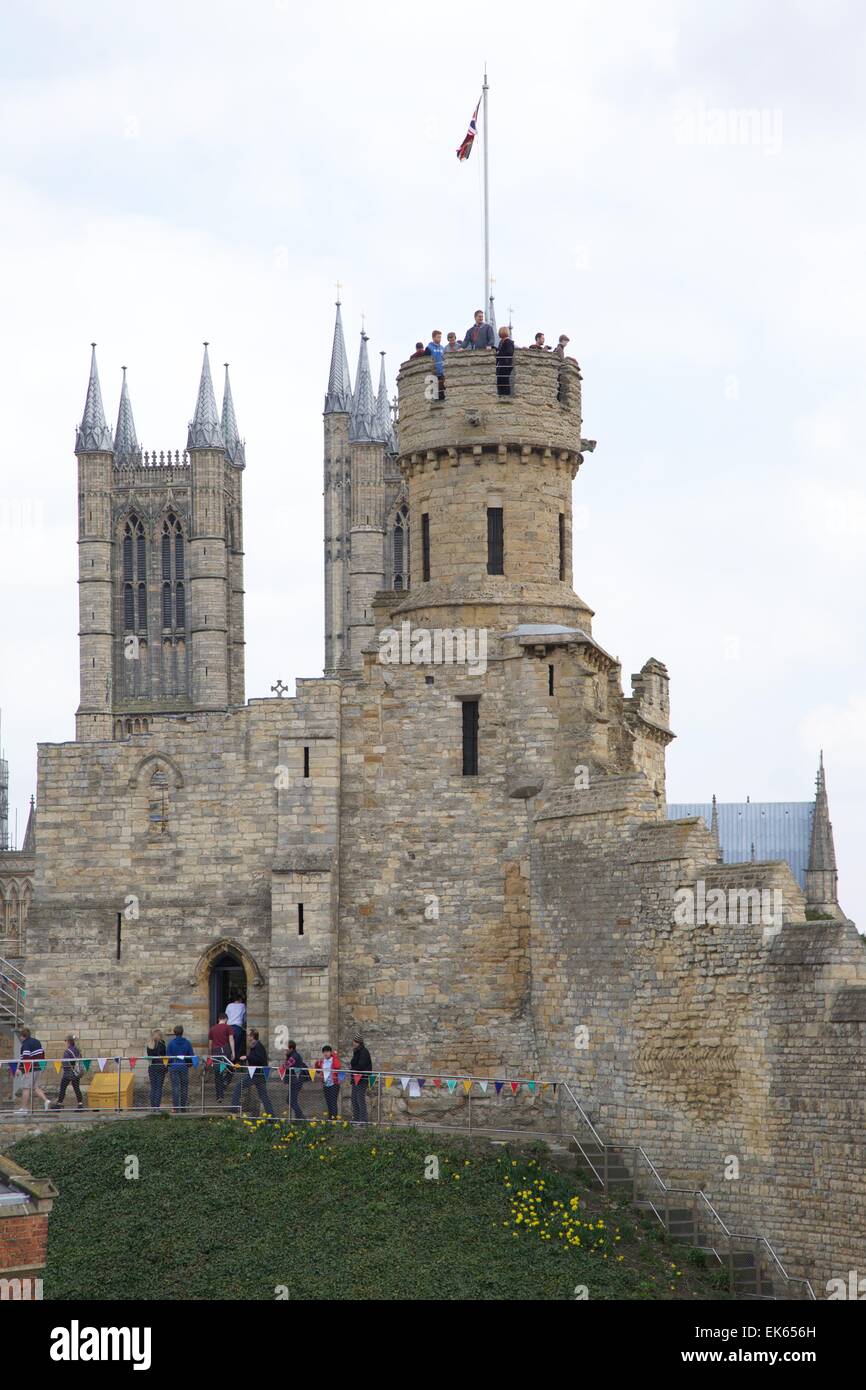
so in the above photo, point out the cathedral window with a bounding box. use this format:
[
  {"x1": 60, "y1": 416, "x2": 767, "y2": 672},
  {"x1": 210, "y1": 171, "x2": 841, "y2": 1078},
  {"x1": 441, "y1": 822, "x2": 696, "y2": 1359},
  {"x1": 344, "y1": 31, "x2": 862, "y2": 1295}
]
[
  {"x1": 160, "y1": 514, "x2": 186, "y2": 632},
  {"x1": 122, "y1": 515, "x2": 147, "y2": 631},
  {"x1": 391, "y1": 503, "x2": 410, "y2": 591}
]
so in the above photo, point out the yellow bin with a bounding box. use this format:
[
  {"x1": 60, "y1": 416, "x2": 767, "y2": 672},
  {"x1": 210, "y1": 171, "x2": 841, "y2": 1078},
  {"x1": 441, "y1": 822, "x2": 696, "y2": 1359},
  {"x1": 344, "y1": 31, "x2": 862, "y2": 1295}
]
[{"x1": 87, "y1": 1069, "x2": 135, "y2": 1109}]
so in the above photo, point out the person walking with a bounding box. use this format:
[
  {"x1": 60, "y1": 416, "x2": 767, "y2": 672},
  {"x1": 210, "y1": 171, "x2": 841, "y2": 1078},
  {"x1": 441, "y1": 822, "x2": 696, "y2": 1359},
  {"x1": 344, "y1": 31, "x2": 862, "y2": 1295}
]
[
  {"x1": 15, "y1": 1028, "x2": 50, "y2": 1114},
  {"x1": 167, "y1": 1023, "x2": 194, "y2": 1113},
  {"x1": 425, "y1": 330, "x2": 446, "y2": 400},
  {"x1": 208, "y1": 1012, "x2": 234, "y2": 1104},
  {"x1": 349, "y1": 1034, "x2": 372, "y2": 1124},
  {"x1": 462, "y1": 309, "x2": 495, "y2": 350},
  {"x1": 226, "y1": 992, "x2": 246, "y2": 1062},
  {"x1": 315, "y1": 1045, "x2": 342, "y2": 1120},
  {"x1": 283, "y1": 1040, "x2": 306, "y2": 1120},
  {"x1": 230, "y1": 1029, "x2": 276, "y2": 1118},
  {"x1": 496, "y1": 325, "x2": 515, "y2": 396},
  {"x1": 50, "y1": 1036, "x2": 84, "y2": 1110},
  {"x1": 146, "y1": 1030, "x2": 167, "y2": 1110}
]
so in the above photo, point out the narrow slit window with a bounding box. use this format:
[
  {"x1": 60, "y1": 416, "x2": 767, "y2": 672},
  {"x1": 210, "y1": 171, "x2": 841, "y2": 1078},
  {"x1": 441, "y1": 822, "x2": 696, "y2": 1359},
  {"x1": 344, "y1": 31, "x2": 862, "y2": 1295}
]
[
  {"x1": 548, "y1": 664, "x2": 555, "y2": 696},
  {"x1": 559, "y1": 513, "x2": 565, "y2": 581},
  {"x1": 462, "y1": 698, "x2": 479, "y2": 777},
  {"x1": 303, "y1": 746, "x2": 310, "y2": 779},
  {"x1": 421, "y1": 513, "x2": 430, "y2": 581},
  {"x1": 298, "y1": 903, "x2": 304, "y2": 936},
  {"x1": 487, "y1": 507, "x2": 504, "y2": 575}
]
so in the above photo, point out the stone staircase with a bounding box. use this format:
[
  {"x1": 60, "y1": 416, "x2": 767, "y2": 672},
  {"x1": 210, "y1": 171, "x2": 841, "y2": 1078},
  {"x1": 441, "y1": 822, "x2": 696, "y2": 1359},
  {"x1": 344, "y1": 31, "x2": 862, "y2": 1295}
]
[{"x1": 558, "y1": 1089, "x2": 815, "y2": 1301}]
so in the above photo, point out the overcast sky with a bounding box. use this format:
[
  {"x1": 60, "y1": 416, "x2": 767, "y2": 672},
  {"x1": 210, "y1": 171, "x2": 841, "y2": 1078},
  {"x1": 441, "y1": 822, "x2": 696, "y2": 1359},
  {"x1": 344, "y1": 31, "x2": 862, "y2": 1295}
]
[{"x1": 1, "y1": 0, "x2": 863, "y2": 925}]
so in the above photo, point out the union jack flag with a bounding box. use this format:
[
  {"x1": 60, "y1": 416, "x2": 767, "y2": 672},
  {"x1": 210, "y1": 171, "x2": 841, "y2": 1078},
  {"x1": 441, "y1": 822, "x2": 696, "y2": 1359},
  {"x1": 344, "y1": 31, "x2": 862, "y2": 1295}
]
[{"x1": 456, "y1": 95, "x2": 482, "y2": 161}]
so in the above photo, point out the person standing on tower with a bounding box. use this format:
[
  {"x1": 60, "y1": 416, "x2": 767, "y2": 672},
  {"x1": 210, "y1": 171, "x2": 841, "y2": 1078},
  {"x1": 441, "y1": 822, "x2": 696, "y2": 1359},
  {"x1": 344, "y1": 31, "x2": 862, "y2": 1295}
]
[
  {"x1": 425, "y1": 330, "x2": 446, "y2": 400},
  {"x1": 463, "y1": 309, "x2": 495, "y2": 350},
  {"x1": 496, "y1": 325, "x2": 515, "y2": 396}
]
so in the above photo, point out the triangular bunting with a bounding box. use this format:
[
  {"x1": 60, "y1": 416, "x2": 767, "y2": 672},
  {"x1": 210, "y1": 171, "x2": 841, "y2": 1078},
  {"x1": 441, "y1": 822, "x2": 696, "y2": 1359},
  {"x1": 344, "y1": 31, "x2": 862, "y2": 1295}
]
[
  {"x1": 219, "y1": 1061, "x2": 228, "y2": 1074},
  {"x1": 308, "y1": 1068, "x2": 317, "y2": 1081},
  {"x1": 353, "y1": 1072, "x2": 362, "y2": 1085},
  {"x1": 510, "y1": 1081, "x2": 520, "y2": 1095},
  {"x1": 417, "y1": 1077, "x2": 426, "y2": 1088},
  {"x1": 248, "y1": 1066, "x2": 256, "y2": 1078},
  {"x1": 97, "y1": 1058, "x2": 107, "y2": 1072},
  {"x1": 191, "y1": 1056, "x2": 200, "y2": 1069},
  {"x1": 478, "y1": 1080, "x2": 488, "y2": 1093},
  {"x1": 494, "y1": 1081, "x2": 504, "y2": 1095},
  {"x1": 462, "y1": 1079, "x2": 472, "y2": 1095},
  {"x1": 385, "y1": 1075, "x2": 394, "y2": 1089},
  {"x1": 129, "y1": 1057, "x2": 137, "y2": 1069},
  {"x1": 527, "y1": 1081, "x2": 536, "y2": 1094},
  {"x1": 23, "y1": 1061, "x2": 31, "y2": 1075},
  {"x1": 263, "y1": 1067, "x2": 270, "y2": 1080},
  {"x1": 53, "y1": 1060, "x2": 62, "y2": 1074},
  {"x1": 278, "y1": 1064, "x2": 287, "y2": 1080},
  {"x1": 433, "y1": 1077, "x2": 442, "y2": 1088},
  {"x1": 446, "y1": 1079, "x2": 457, "y2": 1094},
  {"x1": 400, "y1": 1076, "x2": 411, "y2": 1091},
  {"x1": 82, "y1": 1059, "x2": 92, "y2": 1071},
  {"x1": 367, "y1": 1073, "x2": 377, "y2": 1089}
]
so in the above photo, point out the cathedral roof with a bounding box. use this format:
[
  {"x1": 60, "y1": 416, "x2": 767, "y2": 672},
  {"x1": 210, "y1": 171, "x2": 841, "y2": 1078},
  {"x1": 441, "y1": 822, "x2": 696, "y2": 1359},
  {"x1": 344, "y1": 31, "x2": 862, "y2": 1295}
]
[
  {"x1": 75, "y1": 344, "x2": 114, "y2": 455},
  {"x1": 324, "y1": 300, "x2": 353, "y2": 414},
  {"x1": 667, "y1": 799, "x2": 814, "y2": 890},
  {"x1": 114, "y1": 367, "x2": 140, "y2": 466},
  {"x1": 376, "y1": 351, "x2": 397, "y2": 453},
  {"x1": 349, "y1": 331, "x2": 386, "y2": 444},
  {"x1": 187, "y1": 343, "x2": 225, "y2": 450},
  {"x1": 221, "y1": 363, "x2": 246, "y2": 467}
]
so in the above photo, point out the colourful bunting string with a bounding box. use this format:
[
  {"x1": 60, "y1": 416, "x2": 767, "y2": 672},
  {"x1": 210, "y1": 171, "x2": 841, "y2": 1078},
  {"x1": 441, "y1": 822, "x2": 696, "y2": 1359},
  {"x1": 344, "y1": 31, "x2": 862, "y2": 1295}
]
[
  {"x1": 353, "y1": 1073, "x2": 362, "y2": 1085},
  {"x1": 433, "y1": 1077, "x2": 442, "y2": 1089},
  {"x1": 446, "y1": 1079, "x2": 457, "y2": 1094},
  {"x1": 129, "y1": 1057, "x2": 137, "y2": 1069},
  {"x1": 385, "y1": 1076, "x2": 394, "y2": 1090},
  {"x1": 417, "y1": 1078, "x2": 426, "y2": 1089},
  {"x1": 53, "y1": 1060, "x2": 62, "y2": 1074},
  {"x1": 511, "y1": 1081, "x2": 520, "y2": 1095},
  {"x1": 494, "y1": 1081, "x2": 504, "y2": 1095},
  {"x1": 82, "y1": 1059, "x2": 91, "y2": 1072},
  {"x1": 308, "y1": 1068, "x2": 316, "y2": 1081},
  {"x1": 278, "y1": 1064, "x2": 286, "y2": 1080},
  {"x1": 97, "y1": 1058, "x2": 107, "y2": 1072},
  {"x1": 23, "y1": 1061, "x2": 31, "y2": 1075},
  {"x1": 462, "y1": 1079, "x2": 472, "y2": 1095},
  {"x1": 400, "y1": 1076, "x2": 411, "y2": 1091},
  {"x1": 527, "y1": 1081, "x2": 536, "y2": 1094},
  {"x1": 367, "y1": 1073, "x2": 377, "y2": 1089}
]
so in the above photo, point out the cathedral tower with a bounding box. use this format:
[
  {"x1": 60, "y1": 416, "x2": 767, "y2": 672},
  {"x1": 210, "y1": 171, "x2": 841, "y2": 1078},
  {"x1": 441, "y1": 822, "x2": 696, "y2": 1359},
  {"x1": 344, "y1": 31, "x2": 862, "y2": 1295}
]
[{"x1": 73, "y1": 343, "x2": 246, "y2": 741}]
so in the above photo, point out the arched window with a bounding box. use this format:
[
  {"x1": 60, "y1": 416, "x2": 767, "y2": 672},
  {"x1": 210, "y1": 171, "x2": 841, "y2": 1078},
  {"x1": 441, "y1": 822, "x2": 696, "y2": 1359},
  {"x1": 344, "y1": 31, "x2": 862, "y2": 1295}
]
[
  {"x1": 390, "y1": 502, "x2": 410, "y2": 591},
  {"x1": 148, "y1": 767, "x2": 170, "y2": 835},
  {"x1": 160, "y1": 514, "x2": 186, "y2": 631},
  {"x1": 122, "y1": 515, "x2": 147, "y2": 632}
]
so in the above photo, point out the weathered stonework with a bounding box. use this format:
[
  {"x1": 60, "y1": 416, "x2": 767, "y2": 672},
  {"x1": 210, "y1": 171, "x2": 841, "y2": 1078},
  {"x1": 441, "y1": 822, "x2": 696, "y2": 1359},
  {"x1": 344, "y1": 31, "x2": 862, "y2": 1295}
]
[{"x1": 14, "y1": 338, "x2": 865, "y2": 1293}]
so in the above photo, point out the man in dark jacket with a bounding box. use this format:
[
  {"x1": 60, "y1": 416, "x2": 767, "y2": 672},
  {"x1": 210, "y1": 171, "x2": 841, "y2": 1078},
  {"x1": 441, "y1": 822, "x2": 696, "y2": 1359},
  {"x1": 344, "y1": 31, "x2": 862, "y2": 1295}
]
[
  {"x1": 230, "y1": 1029, "x2": 276, "y2": 1118},
  {"x1": 167, "y1": 1023, "x2": 195, "y2": 1113},
  {"x1": 283, "y1": 1040, "x2": 306, "y2": 1120},
  {"x1": 496, "y1": 326, "x2": 515, "y2": 396},
  {"x1": 349, "y1": 1034, "x2": 372, "y2": 1123},
  {"x1": 463, "y1": 309, "x2": 495, "y2": 350},
  {"x1": 51, "y1": 1035, "x2": 84, "y2": 1109}
]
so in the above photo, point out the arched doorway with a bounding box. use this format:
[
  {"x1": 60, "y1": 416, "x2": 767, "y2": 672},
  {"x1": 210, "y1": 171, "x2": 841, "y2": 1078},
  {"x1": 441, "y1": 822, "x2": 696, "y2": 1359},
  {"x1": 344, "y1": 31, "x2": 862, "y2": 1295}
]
[{"x1": 208, "y1": 951, "x2": 246, "y2": 1026}]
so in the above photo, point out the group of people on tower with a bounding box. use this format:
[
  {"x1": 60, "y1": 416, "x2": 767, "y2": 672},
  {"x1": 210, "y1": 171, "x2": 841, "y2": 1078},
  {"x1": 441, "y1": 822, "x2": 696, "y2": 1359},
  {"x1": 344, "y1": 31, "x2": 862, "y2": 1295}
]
[{"x1": 410, "y1": 310, "x2": 574, "y2": 400}]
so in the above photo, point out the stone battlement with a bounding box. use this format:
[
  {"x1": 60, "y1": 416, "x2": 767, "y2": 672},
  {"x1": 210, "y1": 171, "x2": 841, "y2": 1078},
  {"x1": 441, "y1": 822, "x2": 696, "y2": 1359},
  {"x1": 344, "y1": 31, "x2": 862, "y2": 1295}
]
[{"x1": 396, "y1": 348, "x2": 583, "y2": 459}]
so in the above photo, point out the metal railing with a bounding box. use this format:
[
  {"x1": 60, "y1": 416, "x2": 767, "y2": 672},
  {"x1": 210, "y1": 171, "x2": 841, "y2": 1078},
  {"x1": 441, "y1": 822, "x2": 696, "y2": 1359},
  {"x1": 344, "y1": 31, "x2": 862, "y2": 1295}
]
[
  {"x1": 0, "y1": 957, "x2": 25, "y2": 1031},
  {"x1": 0, "y1": 1053, "x2": 816, "y2": 1300},
  {"x1": 560, "y1": 1083, "x2": 815, "y2": 1301}
]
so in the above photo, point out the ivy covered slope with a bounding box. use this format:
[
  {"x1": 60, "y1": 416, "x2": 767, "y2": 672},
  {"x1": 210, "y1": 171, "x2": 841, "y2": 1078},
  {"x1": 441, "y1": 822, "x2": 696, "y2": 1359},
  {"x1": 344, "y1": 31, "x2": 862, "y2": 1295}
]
[{"x1": 11, "y1": 1119, "x2": 727, "y2": 1301}]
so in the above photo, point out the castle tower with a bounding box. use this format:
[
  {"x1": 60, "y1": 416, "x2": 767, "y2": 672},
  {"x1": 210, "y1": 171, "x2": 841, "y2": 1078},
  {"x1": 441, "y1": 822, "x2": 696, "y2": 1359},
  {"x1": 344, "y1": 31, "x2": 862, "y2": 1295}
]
[
  {"x1": 323, "y1": 301, "x2": 353, "y2": 675},
  {"x1": 73, "y1": 343, "x2": 246, "y2": 741},
  {"x1": 75, "y1": 345, "x2": 116, "y2": 741},
  {"x1": 805, "y1": 751, "x2": 842, "y2": 918},
  {"x1": 347, "y1": 330, "x2": 388, "y2": 666},
  {"x1": 387, "y1": 346, "x2": 671, "y2": 796}
]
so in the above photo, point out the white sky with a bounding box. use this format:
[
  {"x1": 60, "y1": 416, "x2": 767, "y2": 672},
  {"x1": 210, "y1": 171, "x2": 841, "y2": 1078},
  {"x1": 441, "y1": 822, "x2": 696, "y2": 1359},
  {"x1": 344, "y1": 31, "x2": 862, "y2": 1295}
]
[{"x1": 0, "y1": 0, "x2": 863, "y2": 925}]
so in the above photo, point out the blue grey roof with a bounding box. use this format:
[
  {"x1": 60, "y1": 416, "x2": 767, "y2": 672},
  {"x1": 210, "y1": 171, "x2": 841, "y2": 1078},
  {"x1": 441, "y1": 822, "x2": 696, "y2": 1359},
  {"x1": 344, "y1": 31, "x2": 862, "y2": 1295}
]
[{"x1": 667, "y1": 801, "x2": 814, "y2": 890}]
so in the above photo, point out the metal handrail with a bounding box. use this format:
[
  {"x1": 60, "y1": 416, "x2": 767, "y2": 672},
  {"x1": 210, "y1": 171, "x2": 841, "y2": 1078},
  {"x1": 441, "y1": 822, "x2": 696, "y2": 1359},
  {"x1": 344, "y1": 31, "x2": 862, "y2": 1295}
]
[{"x1": 563, "y1": 1091, "x2": 816, "y2": 1301}]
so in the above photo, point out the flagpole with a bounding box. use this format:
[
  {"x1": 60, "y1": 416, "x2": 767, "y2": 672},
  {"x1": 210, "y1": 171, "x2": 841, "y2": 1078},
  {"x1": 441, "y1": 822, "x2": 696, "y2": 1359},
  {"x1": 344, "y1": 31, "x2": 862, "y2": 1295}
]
[{"x1": 482, "y1": 65, "x2": 490, "y2": 320}]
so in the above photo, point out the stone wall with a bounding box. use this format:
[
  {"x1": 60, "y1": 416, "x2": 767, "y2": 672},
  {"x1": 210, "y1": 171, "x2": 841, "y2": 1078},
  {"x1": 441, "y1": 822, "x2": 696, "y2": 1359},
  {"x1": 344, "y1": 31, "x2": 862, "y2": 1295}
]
[{"x1": 530, "y1": 783, "x2": 866, "y2": 1289}]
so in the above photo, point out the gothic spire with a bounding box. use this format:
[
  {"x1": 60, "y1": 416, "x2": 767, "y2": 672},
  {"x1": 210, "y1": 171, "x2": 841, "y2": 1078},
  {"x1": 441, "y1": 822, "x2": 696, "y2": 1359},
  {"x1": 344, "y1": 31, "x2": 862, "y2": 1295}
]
[
  {"x1": 710, "y1": 793, "x2": 722, "y2": 861},
  {"x1": 75, "y1": 344, "x2": 114, "y2": 454},
  {"x1": 349, "y1": 331, "x2": 384, "y2": 444},
  {"x1": 324, "y1": 299, "x2": 353, "y2": 414},
  {"x1": 187, "y1": 343, "x2": 225, "y2": 450},
  {"x1": 376, "y1": 351, "x2": 397, "y2": 453},
  {"x1": 808, "y1": 750, "x2": 838, "y2": 874},
  {"x1": 221, "y1": 363, "x2": 246, "y2": 467},
  {"x1": 113, "y1": 367, "x2": 140, "y2": 466}
]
